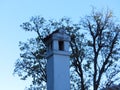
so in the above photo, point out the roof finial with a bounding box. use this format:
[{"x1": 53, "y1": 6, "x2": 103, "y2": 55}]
[{"x1": 59, "y1": 29, "x2": 65, "y2": 34}]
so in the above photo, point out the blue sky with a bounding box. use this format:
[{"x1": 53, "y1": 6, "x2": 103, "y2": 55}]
[{"x1": 0, "y1": 0, "x2": 120, "y2": 90}]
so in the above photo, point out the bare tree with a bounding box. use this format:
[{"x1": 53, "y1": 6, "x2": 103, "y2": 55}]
[
  {"x1": 14, "y1": 9, "x2": 120, "y2": 90},
  {"x1": 81, "y1": 9, "x2": 120, "y2": 90}
]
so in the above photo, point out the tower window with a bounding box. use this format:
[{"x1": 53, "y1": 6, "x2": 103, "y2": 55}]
[
  {"x1": 48, "y1": 41, "x2": 52, "y2": 51},
  {"x1": 50, "y1": 41, "x2": 53, "y2": 50},
  {"x1": 59, "y1": 41, "x2": 64, "y2": 51}
]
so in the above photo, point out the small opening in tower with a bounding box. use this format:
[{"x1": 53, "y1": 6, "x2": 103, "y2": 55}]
[
  {"x1": 48, "y1": 41, "x2": 52, "y2": 51},
  {"x1": 50, "y1": 41, "x2": 53, "y2": 50},
  {"x1": 59, "y1": 41, "x2": 64, "y2": 51}
]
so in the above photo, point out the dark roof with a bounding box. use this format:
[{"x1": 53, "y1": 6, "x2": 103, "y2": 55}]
[
  {"x1": 101, "y1": 85, "x2": 120, "y2": 90},
  {"x1": 43, "y1": 29, "x2": 59, "y2": 42}
]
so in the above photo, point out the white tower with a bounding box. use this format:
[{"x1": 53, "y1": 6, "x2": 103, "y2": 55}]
[{"x1": 44, "y1": 29, "x2": 70, "y2": 90}]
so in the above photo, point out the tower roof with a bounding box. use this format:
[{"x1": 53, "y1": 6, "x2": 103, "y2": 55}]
[{"x1": 43, "y1": 29, "x2": 67, "y2": 42}]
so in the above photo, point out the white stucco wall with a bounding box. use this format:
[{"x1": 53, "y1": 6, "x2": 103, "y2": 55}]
[{"x1": 47, "y1": 53, "x2": 70, "y2": 90}]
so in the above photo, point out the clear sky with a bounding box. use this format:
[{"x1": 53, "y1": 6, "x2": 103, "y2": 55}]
[{"x1": 0, "y1": 0, "x2": 120, "y2": 90}]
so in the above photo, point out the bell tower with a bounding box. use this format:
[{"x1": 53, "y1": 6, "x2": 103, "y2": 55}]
[{"x1": 44, "y1": 29, "x2": 70, "y2": 90}]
